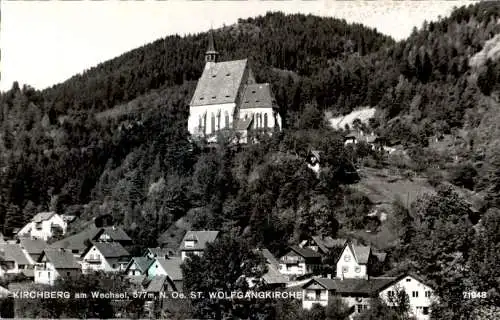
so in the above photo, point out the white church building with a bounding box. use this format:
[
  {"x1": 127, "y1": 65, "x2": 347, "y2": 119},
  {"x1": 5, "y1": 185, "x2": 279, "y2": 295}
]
[{"x1": 188, "y1": 30, "x2": 282, "y2": 141}]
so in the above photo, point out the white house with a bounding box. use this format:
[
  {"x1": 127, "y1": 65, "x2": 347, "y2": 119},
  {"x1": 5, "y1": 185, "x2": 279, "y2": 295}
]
[
  {"x1": 188, "y1": 31, "x2": 281, "y2": 141},
  {"x1": 278, "y1": 246, "x2": 322, "y2": 277},
  {"x1": 34, "y1": 249, "x2": 81, "y2": 285},
  {"x1": 301, "y1": 274, "x2": 436, "y2": 320},
  {"x1": 336, "y1": 241, "x2": 374, "y2": 279},
  {"x1": 124, "y1": 257, "x2": 154, "y2": 276},
  {"x1": 81, "y1": 242, "x2": 130, "y2": 274},
  {"x1": 301, "y1": 277, "x2": 394, "y2": 316},
  {"x1": 145, "y1": 257, "x2": 184, "y2": 292},
  {"x1": 179, "y1": 230, "x2": 219, "y2": 261},
  {"x1": 378, "y1": 274, "x2": 436, "y2": 320},
  {"x1": 17, "y1": 212, "x2": 67, "y2": 241}
]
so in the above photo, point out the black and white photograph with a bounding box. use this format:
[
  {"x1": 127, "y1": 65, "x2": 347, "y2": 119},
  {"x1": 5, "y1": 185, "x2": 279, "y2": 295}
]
[{"x1": 0, "y1": 0, "x2": 499, "y2": 319}]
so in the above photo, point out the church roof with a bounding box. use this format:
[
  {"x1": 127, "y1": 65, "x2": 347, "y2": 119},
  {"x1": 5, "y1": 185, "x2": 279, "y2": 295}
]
[
  {"x1": 190, "y1": 59, "x2": 248, "y2": 107},
  {"x1": 241, "y1": 83, "x2": 276, "y2": 109}
]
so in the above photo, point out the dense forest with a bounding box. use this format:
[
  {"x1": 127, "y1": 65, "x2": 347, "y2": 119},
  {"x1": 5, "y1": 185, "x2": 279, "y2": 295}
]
[{"x1": 1, "y1": 2, "x2": 500, "y2": 319}]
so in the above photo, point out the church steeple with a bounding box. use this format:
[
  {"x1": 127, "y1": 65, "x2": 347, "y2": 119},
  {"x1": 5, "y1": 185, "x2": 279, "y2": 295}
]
[{"x1": 205, "y1": 29, "x2": 219, "y2": 64}]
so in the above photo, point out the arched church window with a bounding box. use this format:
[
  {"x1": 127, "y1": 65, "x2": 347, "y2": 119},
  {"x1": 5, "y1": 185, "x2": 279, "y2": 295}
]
[
  {"x1": 198, "y1": 116, "x2": 202, "y2": 131},
  {"x1": 217, "y1": 111, "x2": 221, "y2": 130},
  {"x1": 211, "y1": 113, "x2": 216, "y2": 134},
  {"x1": 264, "y1": 113, "x2": 268, "y2": 128},
  {"x1": 225, "y1": 112, "x2": 229, "y2": 129}
]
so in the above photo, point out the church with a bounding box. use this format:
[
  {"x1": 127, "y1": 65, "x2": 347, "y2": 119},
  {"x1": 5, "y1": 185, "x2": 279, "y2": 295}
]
[{"x1": 188, "y1": 31, "x2": 282, "y2": 142}]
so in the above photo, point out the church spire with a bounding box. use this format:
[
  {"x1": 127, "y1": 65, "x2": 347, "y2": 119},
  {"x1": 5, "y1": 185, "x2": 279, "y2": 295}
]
[{"x1": 205, "y1": 29, "x2": 219, "y2": 64}]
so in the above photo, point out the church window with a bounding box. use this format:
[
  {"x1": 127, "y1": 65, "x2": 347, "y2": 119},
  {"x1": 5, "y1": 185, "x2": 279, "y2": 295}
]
[
  {"x1": 217, "y1": 112, "x2": 221, "y2": 130},
  {"x1": 198, "y1": 116, "x2": 202, "y2": 130},
  {"x1": 211, "y1": 113, "x2": 216, "y2": 133},
  {"x1": 225, "y1": 112, "x2": 229, "y2": 128},
  {"x1": 264, "y1": 113, "x2": 268, "y2": 128},
  {"x1": 203, "y1": 114, "x2": 207, "y2": 134},
  {"x1": 245, "y1": 114, "x2": 248, "y2": 120}
]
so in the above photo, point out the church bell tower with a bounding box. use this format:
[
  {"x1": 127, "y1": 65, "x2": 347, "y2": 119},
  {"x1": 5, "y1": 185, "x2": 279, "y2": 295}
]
[{"x1": 205, "y1": 29, "x2": 219, "y2": 64}]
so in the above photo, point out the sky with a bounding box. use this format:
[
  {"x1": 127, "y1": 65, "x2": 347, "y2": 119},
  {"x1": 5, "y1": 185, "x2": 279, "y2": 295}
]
[{"x1": 1, "y1": 0, "x2": 474, "y2": 92}]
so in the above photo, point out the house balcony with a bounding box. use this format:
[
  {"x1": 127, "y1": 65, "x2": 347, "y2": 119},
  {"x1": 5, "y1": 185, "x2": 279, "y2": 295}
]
[
  {"x1": 84, "y1": 258, "x2": 102, "y2": 264},
  {"x1": 303, "y1": 296, "x2": 328, "y2": 302}
]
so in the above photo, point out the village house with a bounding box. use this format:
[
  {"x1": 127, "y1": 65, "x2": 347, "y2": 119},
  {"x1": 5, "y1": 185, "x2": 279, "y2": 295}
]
[
  {"x1": 278, "y1": 246, "x2": 322, "y2": 277},
  {"x1": 0, "y1": 243, "x2": 32, "y2": 277},
  {"x1": 301, "y1": 273, "x2": 435, "y2": 320},
  {"x1": 34, "y1": 249, "x2": 81, "y2": 285},
  {"x1": 145, "y1": 257, "x2": 184, "y2": 292},
  {"x1": 50, "y1": 226, "x2": 132, "y2": 258},
  {"x1": 18, "y1": 238, "x2": 46, "y2": 263},
  {"x1": 378, "y1": 274, "x2": 436, "y2": 320},
  {"x1": 250, "y1": 248, "x2": 288, "y2": 289},
  {"x1": 179, "y1": 230, "x2": 219, "y2": 261},
  {"x1": 17, "y1": 212, "x2": 68, "y2": 241},
  {"x1": 188, "y1": 31, "x2": 282, "y2": 142},
  {"x1": 144, "y1": 247, "x2": 172, "y2": 260},
  {"x1": 336, "y1": 240, "x2": 388, "y2": 279},
  {"x1": 299, "y1": 236, "x2": 347, "y2": 257},
  {"x1": 81, "y1": 242, "x2": 131, "y2": 274},
  {"x1": 124, "y1": 257, "x2": 154, "y2": 276},
  {"x1": 301, "y1": 276, "x2": 395, "y2": 316}
]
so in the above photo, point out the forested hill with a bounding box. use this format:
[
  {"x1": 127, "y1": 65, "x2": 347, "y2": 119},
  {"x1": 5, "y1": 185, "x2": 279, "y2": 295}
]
[
  {"x1": 1, "y1": 4, "x2": 500, "y2": 318},
  {"x1": 39, "y1": 12, "x2": 394, "y2": 115}
]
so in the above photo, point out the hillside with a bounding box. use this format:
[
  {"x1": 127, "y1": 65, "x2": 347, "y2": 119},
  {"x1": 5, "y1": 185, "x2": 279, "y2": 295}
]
[{"x1": 1, "y1": 4, "x2": 500, "y2": 318}]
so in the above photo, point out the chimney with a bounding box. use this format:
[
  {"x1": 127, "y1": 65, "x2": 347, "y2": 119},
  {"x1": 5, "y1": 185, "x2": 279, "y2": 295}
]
[{"x1": 327, "y1": 273, "x2": 332, "y2": 279}]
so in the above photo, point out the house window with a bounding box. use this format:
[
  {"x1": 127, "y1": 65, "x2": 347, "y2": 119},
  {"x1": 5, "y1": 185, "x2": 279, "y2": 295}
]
[
  {"x1": 344, "y1": 255, "x2": 351, "y2": 262},
  {"x1": 423, "y1": 307, "x2": 429, "y2": 315},
  {"x1": 388, "y1": 291, "x2": 395, "y2": 297},
  {"x1": 48, "y1": 272, "x2": 51, "y2": 278},
  {"x1": 72, "y1": 250, "x2": 79, "y2": 254},
  {"x1": 225, "y1": 113, "x2": 229, "y2": 128},
  {"x1": 357, "y1": 304, "x2": 363, "y2": 313},
  {"x1": 264, "y1": 113, "x2": 268, "y2": 128},
  {"x1": 67, "y1": 272, "x2": 70, "y2": 276},
  {"x1": 355, "y1": 266, "x2": 361, "y2": 273},
  {"x1": 412, "y1": 291, "x2": 419, "y2": 298},
  {"x1": 425, "y1": 291, "x2": 432, "y2": 298},
  {"x1": 342, "y1": 266, "x2": 348, "y2": 274},
  {"x1": 406, "y1": 278, "x2": 411, "y2": 282},
  {"x1": 112, "y1": 264, "x2": 116, "y2": 269},
  {"x1": 286, "y1": 265, "x2": 291, "y2": 271},
  {"x1": 315, "y1": 290, "x2": 321, "y2": 300}
]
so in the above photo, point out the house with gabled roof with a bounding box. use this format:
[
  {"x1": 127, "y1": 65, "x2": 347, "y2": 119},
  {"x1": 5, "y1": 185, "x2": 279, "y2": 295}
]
[
  {"x1": 300, "y1": 236, "x2": 347, "y2": 256},
  {"x1": 18, "y1": 238, "x2": 46, "y2": 263},
  {"x1": 302, "y1": 276, "x2": 396, "y2": 317},
  {"x1": 188, "y1": 31, "x2": 282, "y2": 142},
  {"x1": 0, "y1": 243, "x2": 32, "y2": 277},
  {"x1": 250, "y1": 248, "x2": 288, "y2": 288},
  {"x1": 278, "y1": 246, "x2": 322, "y2": 277},
  {"x1": 179, "y1": 230, "x2": 219, "y2": 261},
  {"x1": 34, "y1": 249, "x2": 81, "y2": 285},
  {"x1": 81, "y1": 242, "x2": 130, "y2": 274},
  {"x1": 336, "y1": 241, "x2": 378, "y2": 280},
  {"x1": 17, "y1": 212, "x2": 68, "y2": 241},
  {"x1": 145, "y1": 257, "x2": 184, "y2": 292},
  {"x1": 378, "y1": 273, "x2": 436, "y2": 320},
  {"x1": 50, "y1": 226, "x2": 132, "y2": 257},
  {"x1": 144, "y1": 247, "x2": 172, "y2": 260},
  {"x1": 124, "y1": 257, "x2": 154, "y2": 276},
  {"x1": 93, "y1": 226, "x2": 132, "y2": 245}
]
